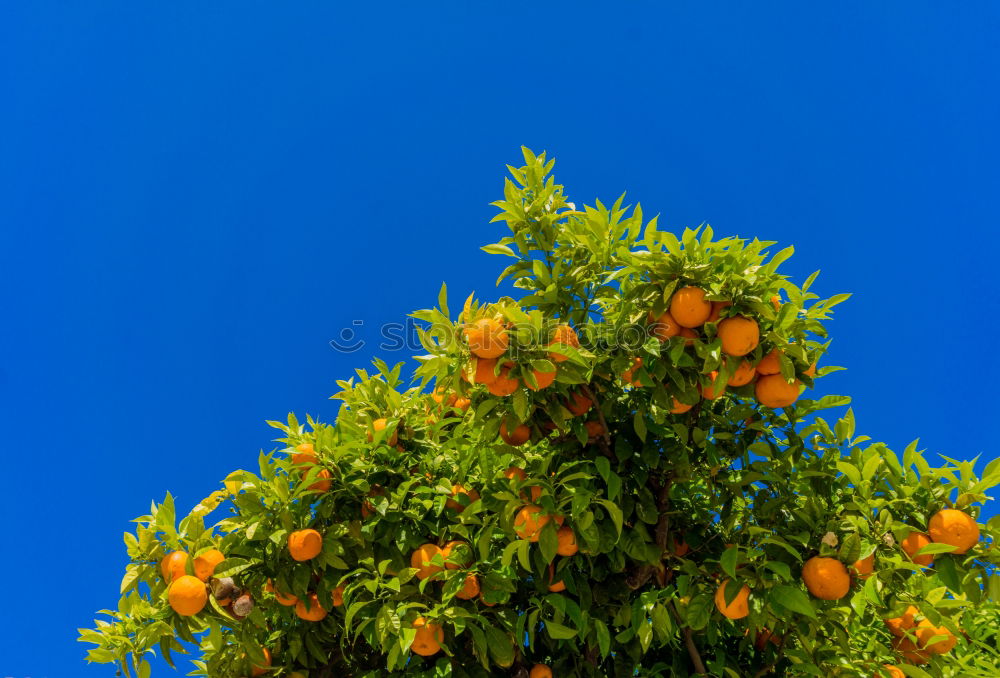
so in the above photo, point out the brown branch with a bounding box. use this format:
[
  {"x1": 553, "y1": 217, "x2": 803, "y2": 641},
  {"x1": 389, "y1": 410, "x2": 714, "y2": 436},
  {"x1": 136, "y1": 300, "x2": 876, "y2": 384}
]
[{"x1": 669, "y1": 601, "x2": 707, "y2": 675}]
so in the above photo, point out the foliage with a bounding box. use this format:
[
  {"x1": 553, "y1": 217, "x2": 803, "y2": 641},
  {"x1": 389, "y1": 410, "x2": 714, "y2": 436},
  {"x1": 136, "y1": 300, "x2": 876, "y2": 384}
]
[{"x1": 80, "y1": 149, "x2": 1000, "y2": 678}]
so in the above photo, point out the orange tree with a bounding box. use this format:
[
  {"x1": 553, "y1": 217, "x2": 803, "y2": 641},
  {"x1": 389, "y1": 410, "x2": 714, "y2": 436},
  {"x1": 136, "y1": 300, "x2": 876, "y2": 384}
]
[{"x1": 81, "y1": 149, "x2": 1000, "y2": 678}]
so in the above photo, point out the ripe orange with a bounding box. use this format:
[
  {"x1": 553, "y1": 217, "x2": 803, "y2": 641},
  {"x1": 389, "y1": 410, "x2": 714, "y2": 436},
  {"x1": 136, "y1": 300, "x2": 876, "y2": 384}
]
[
  {"x1": 670, "y1": 286, "x2": 712, "y2": 328},
  {"x1": 707, "y1": 300, "x2": 732, "y2": 323},
  {"x1": 622, "y1": 357, "x2": 644, "y2": 387},
  {"x1": 453, "y1": 397, "x2": 471, "y2": 412},
  {"x1": 431, "y1": 386, "x2": 457, "y2": 406},
  {"x1": 331, "y1": 585, "x2": 345, "y2": 607},
  {"x1": 670, "y1": 397, "x2": 694, "y2": 414},
  {"x1": 288, "y1": 529, "x2": 323, "y2": 562},
  {"x1": 295, "y1": 593, "x2": 328, "y2": 621},
  {"x1": 411, "y1": 543, "x2": 444, "y2": 580},
  {"x1": 530, "y1": 665, "x2": 553, "y2": 678},
  {"x1": 464, "y1": 317, "x2": 509, "y2": 359},
  {"x1": 565, "y1": 390, "x2": 592, "y2": 416},
  {"x1": 456, "y1": 574, "x2": 480, "y2": 600},
  {"x1": 160, "y1": 550, "x2": 189, "y2": 583},
  {"x1": 726, "y1": 360, "x2": 757, "y2": 387},
  {"x1": 250, "y1": 647, "x2": 271, "y2": 677},
  {"x1": 801, "y1": 556, "x2": 851, "y2": 600},
  {"x1": 504, "y1": 466, "x2": 527, "y2": 482},
  {"x1": 548, "y1": 578, "x2": 566, "y2": 593},
  {"x1": 916, "y1": 620, "x2": 957, "y2": 654},
  {"x1": 673, "y1": 536, "x2": 690, "y2": 557},
  {"x1": 717, "y1": 316, "x2": 760, "y2": 357},
  {"x1": 556, "y1": 526, "x2": 578, "y2": 556},
  {"x1": 463, "y1": 356, "x2": 498, "y2": 385},
  {"x1": 851, "y1": 554, "x2": 875, "y2": 579},
  {"x1": 755, "y1": 348, "x2": 782, "y2": 375},
  {"x1": 368, "y1": 418, "x2": 398, "y2": 446},
  {"x1": 308, "y1": 468, "x2": 333, "y2": 492},
  {"x1": 193, "y1": 548, "x2": 225, "y2": 582},
  {"x1": 291, "y1": 442, "x2": 318, "y2": 467},
  {"x1": 527, "y1": 366, "x2": 557, "y2": 390},
  {"x1": 411, "y1": 616, "x2": 444, "y2": 656},
  {"x1": 584, "y1": 420, "x2": 605, "y2": 438},
  {"x1": 442, "y1": 540, "x2": 473, "y2": 570},
  {"x1": 514, "y1": 505, "x2": 561, "y2": 542},
  {"x1": 901, "y1": 531, "x2": 934, "y2": 567},
  {"x1": 701, "y1": 371, "x2": 726, "y2": 400},
  {"x1": 714, "y1": 580, "x2": 750, "y2": 619},
  {"x1": 877, "y1": 666, "x2": 905, "y2": 678},
  {"x1": 755, "y1": 374, "x2": 801, "y2": 408},
  {"x1": 486, "y1": 363, "x2": 519, "y2": 396},
  {"x1": 445, "y1": 484, "x2": 480, "y2": 512},
  {"x1": 649, "y1": 310, "x2": 681, "y2": 341},
  {"x1": 265, "y1": 579, "x2": 298, "y2": 606},
  {"x1": 500, "y1": 421, "x2": 531, "y2": 446},
  {"x1": 928, "y1": 508, "x2": 979, "y2": 554},
  {"x1": 892, "y1": 636, "x2": 929, "y2": 664},
  {"x1": 168, "y1": 575, "x2": 207, "y2": 616},
  {"x1": 678, "y1": 327, "x2": 699, "y2": 345},
  {"x1": 886, "y1": 605, "x2": 921, "y2": 637},
  {"x1": 548, "y1": 324, "x2": 580, "y2": 363}
]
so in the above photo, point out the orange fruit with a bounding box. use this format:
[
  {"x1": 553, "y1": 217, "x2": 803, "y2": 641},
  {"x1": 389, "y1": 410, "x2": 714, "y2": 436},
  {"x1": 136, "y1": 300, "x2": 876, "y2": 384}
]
[
  {"x1": 504, "y1": 466, "x2": 527, "y2": 482},
  {"x1": 548, "y1": 324, "x2": 580, "y2": 362},
  {"x1": 411, "y1": 543, "x2": 444, "y2": 580},
  {"x1": 411, "y1": 616, "x2": 444, "y2": 656},
  {"x1": 464, "y1": 317, "x2": 509, "y2": 359},
  {"x1": 916, "y1": 620, "x2": 957, "y2": 654},
  {"x1": 717, "y1": 316, "x2": 760, "y2": 357},
  {"x1": 726, "y1": 359, "x2": 757, "y2": 387},
  {"x1": 445, "y1": 484, "x2": 480, "y2": 512},
  {"x1": 670, "y1": 397, "x2": 694, "y2": 414},
  {"x1": 678, "y1": 327, "x2": 699, "y2": 345},
  {"x1": 288, "y1": 529, "x2": 323, "y2": 562},
  {"x1": 442, "y1": 540, "x2": 473, "y2": 570},
  {"x1": 250, "y1": 647, "x2": 271, "y2": 677},
  {"x1": 265, "y1": 579, "x2": 298, "y2": 606},
  {"x1": 308, "y1": 468, "x2": 333, "y2": 492},
  {"x1": 852, "y1": 554, "x2": 875, "y2": 579},
  {"x1": 548, "y1": 579, "x2": 566, "y2": 593},
  {"x1": 565, "y1": 390, "x2": 592, "y2": 416},
  {"x1": 500, "y1": 421, "x2": 531, "y2": 446},
  {"x1": 701, "y1": 371, "x2": 726, "y2": 400},
  {"x1": 707, "y1": 300, "x2": 732, "y2": 323},
  {"x1": 622, "y1": 357, "x2": 644, "y2": 386},
  {"x1": 463, "y1": 356, "x2": 498, "y2": 385},
  {"x1": 714, "y1": 580, "x2": 750, "y2": 619},
  {"x1": 193, "y1": 548, "x2": 225, "y2": 582},
  {"x1": 556, "y1": 526, "x2": 578, "y2": 556},
  {"x1": 755, "y1": 374, "x2": 800, "y2": 408},
  {"x1": 584, "y1": 420, "x2": 605, "y2": 438},
  {"x1": 514, "y1": 505, "x2": 561, "y2": 542},
  {"x1": 670, "y1": 286, "x2": 712, "y2": 328},
  {"x1": 801, "y1": 556, "x2": 851, "y2": 600},
  {"x1": 649, "y1": 310, "x2": 681, "y2": 341},
  {"x1": 431, "y1": 386, "x2": 457, "y2": 406},
  {"x1": 456, "y1": 574, "x2": 480, "y2": 600},
  {"x1": 527, "y1": 366, "x2": 557, "y2": 390},
  {"x1": 453, "y1": 397, "x2": 471, "y2": 412},
  {"x1": 168, "y1": 575, "x2": 207, "y2": 616},
  {"x1": 160, "y1": 551, "x2": 189, "y2": 583},
  {"x1": 928, "y1": 509, "x2": 979, "y2": 554},
  {"x1": 892, "y1": 636, "x2": 929, "y2": 664},
  {"x1": 901, "y1": 531, "x2": 934, "y2": 567},
  {"x1": 877, "y1": 666, "x2": 905, "y2": 678},
  {"x1": 367, "y1": 418, "x2": 398, "y2": 446},
  {"x1": 295, "y1": 593, "x2": 328, "y2": 621},
  {"x1": 755, "y1": 348, "x2": 782, "y2": 375},
  {"x1": 486, "y1": 363, "x2": 519, "y2": 396},
  {"x1": 291, "y1": 442, "x2": 318, "y2": 467},
  {"x1": 331, "y1": 585, "x2": 345, "y2": 607},
  {"x1": 530, "y1": 665, "x2": 553, "y2": 678},
  {"x1": 885, "y1": 605, "x2": 921, "y2": 637},
  {"x1": 673, "y1": 537, "x2": 690, "y2": 557}
]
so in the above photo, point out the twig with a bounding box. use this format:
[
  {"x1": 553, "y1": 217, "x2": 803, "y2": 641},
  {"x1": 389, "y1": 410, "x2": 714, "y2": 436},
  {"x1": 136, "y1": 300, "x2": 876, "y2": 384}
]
[
  {"x1": 669, "y1": 601, "x2": 707, "y2": 675},
  {"x1": 580, "y1": 383, "x2": 613, "y2": 449}
]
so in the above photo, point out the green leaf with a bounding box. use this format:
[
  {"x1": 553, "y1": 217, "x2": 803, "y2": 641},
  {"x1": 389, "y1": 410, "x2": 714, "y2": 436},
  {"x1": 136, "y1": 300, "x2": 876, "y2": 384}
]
[
  {"x1": 686, "y1": 593, "x2": 713, "y2": 631},
  {"x1": 770, "y1": 585, "x2": 817, "y2": 619},
  {"x1": 720, "y1": 546, "x2": 739, "y2": 579},
  {"x1": 546, "y1": 621, "x2": 578, "y2": 640}
]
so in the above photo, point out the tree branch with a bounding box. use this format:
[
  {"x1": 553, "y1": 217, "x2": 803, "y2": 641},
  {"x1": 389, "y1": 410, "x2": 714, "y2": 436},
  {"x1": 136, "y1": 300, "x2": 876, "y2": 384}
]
[{"x1": 669, "y1": 602, "x2": 707, "y2": 675}]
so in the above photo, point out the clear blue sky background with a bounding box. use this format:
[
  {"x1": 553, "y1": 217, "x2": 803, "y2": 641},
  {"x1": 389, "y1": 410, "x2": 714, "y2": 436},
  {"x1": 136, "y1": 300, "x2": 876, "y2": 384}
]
[{"x1": 1, "y1": 2, "x2": 998, "y2": 676}]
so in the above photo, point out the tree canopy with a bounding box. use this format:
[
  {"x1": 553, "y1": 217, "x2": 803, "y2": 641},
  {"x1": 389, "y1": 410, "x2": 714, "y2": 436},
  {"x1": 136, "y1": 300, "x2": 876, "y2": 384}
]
[{"x1": 81, "y1": 148, "x2": 1000, "y2": 678}]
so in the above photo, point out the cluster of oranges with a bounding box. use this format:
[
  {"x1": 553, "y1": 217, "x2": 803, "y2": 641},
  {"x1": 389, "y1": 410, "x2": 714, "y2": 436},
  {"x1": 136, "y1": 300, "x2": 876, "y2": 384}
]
[
  {"x1": 161, "y1": 547, "x2": 225, "y2": 616},
  {"x1": 642, "y1": 286, "x2": 813, "y2": 411},
  {"x1": 711, "y1": 508, "x2": 979, "y2": 674}
]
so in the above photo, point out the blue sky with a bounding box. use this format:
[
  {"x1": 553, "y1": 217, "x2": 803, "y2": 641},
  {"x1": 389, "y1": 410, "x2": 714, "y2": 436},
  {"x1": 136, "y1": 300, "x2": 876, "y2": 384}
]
[{"x1": 1, "y1": 2, "x2": 998, "y2": 676}]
